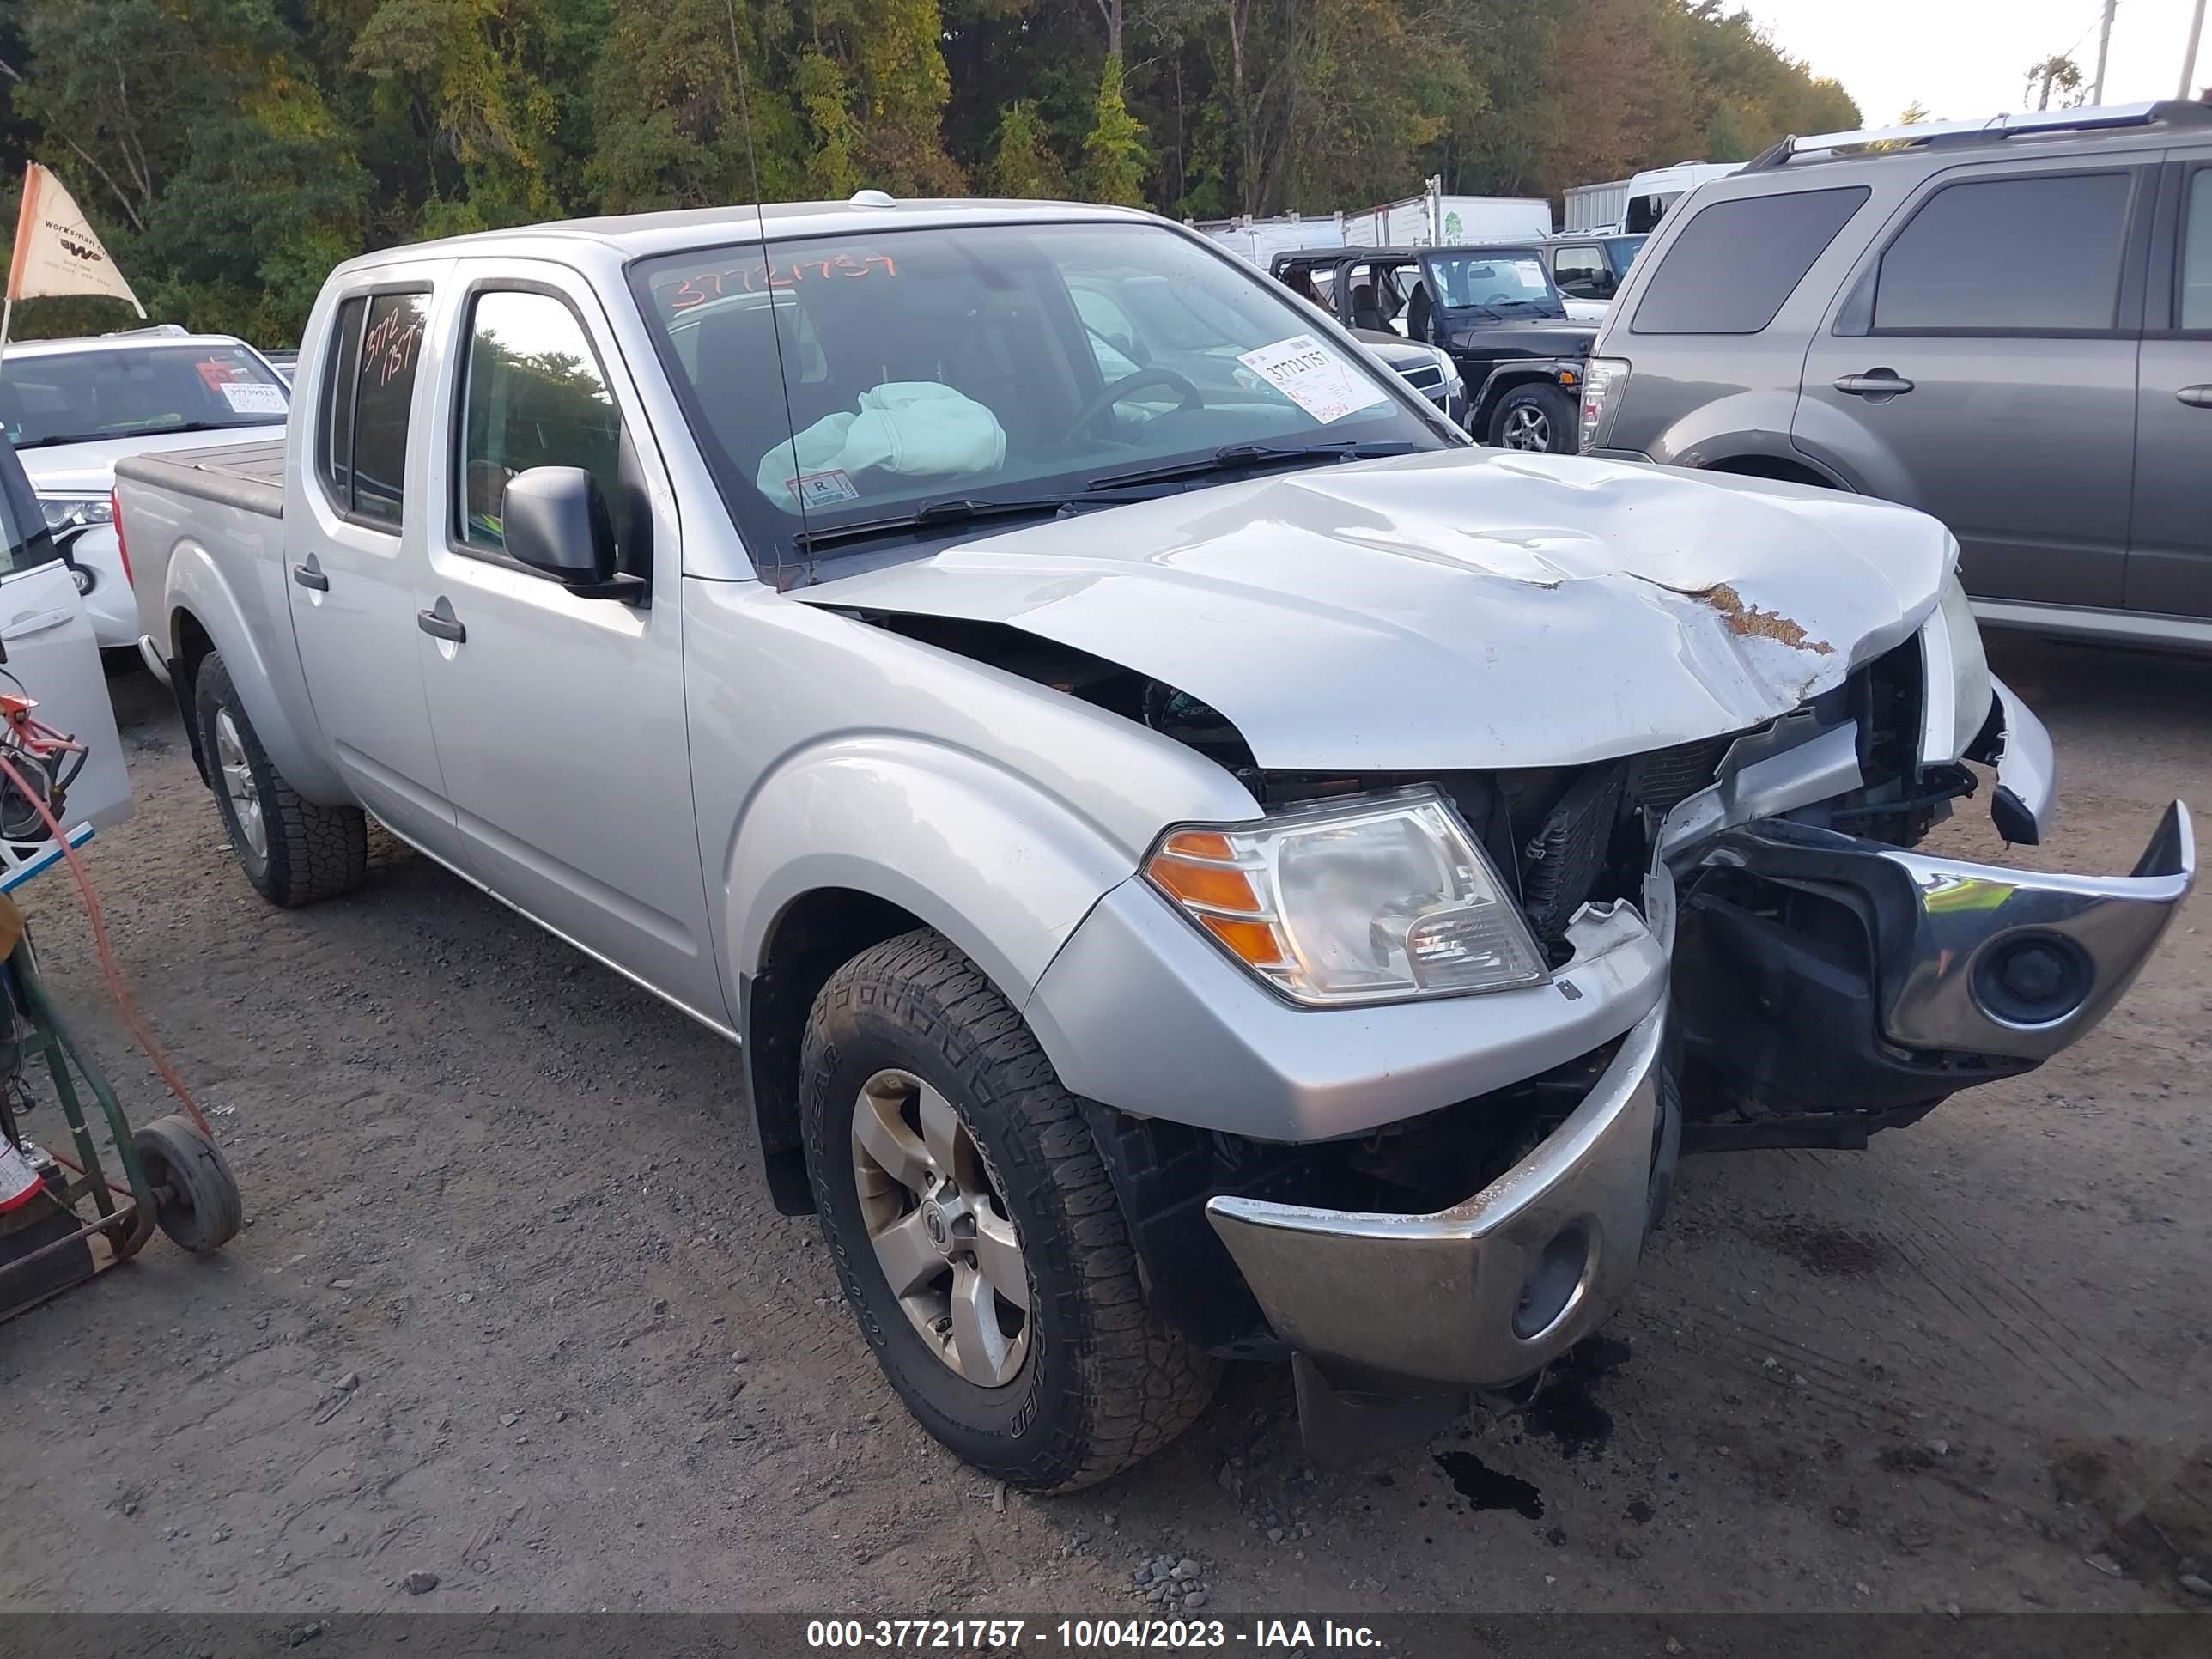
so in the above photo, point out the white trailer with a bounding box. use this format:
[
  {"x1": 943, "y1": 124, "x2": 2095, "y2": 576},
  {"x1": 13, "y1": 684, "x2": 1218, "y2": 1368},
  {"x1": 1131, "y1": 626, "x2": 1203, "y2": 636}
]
[
  {"x1": 1193, "y1": 212, "x2": 1346, "y2": 267},
  {"x1": 1340, "y1": 177, "x2": 1551, "y2": 247},
  {"x1": 1565, "y1": 179, "x2": 1629, "y2": 234}
]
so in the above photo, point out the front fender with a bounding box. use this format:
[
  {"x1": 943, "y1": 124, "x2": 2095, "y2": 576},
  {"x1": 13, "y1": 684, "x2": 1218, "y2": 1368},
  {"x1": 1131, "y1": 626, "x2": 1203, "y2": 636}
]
[
  {"x1": 728, "y1": 736, "x2": 1137, "y2": 1012},
  {"x1": 1469, "y1": 358, "x2": 1581, "y2": 425},
  {"x1": 166, "y1": 544, "x2": 348, "y2": 804}
]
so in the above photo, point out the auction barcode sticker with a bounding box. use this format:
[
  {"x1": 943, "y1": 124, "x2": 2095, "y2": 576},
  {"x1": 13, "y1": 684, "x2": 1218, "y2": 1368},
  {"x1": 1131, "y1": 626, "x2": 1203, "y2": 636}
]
[
  {"x1": 217, "y1": 381, "x2": 287, "y2": 415},
  {"x1": 1235, "y1": 333, "x2": 1389, "y2": 425}
]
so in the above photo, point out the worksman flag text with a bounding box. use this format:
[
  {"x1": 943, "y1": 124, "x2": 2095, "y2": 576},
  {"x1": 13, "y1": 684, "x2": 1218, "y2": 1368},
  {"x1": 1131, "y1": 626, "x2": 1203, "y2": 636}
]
[{"x1": 5, "y1": 162, "x2": 145, "y2": 335}]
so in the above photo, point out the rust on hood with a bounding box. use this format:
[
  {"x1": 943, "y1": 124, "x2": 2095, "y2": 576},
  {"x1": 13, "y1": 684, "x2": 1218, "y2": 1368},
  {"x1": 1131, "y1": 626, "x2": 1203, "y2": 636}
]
[{"x1": 1689, "y1": 582, "x2": 1834, "y2": 656}]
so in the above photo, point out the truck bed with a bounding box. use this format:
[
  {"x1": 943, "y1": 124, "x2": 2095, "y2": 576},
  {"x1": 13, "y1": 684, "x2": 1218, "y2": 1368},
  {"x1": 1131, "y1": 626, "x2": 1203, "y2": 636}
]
[{"x1": 112, "y1": 438, "x2": 286, "y2": 519}]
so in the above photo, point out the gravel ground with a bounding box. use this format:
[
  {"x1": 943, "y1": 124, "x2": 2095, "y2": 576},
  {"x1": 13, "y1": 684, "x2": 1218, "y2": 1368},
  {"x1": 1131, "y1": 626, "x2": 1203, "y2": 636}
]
[{"x1": 0, "y1": 635, "x2": 2206, "y2": 1617}]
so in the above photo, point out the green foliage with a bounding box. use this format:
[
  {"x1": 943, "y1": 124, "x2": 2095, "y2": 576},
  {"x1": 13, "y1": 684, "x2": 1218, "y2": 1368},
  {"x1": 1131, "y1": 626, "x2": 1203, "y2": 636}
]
[
  {"x1": 1082, "y1": 54, "x2": 1146, "y2": 207},
  {"x1": 983, "y1": 100, "x2": 1067, "y2": 198},
  {"x1": 0, "y1": 0, "x2": 1858, "y2": 348}
]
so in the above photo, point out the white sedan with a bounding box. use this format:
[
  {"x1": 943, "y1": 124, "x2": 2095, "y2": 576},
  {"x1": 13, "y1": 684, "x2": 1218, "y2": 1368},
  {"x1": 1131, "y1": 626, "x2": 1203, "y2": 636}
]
[{"x1": 2, "y1": 329, "x2": 289, "y2": 650}]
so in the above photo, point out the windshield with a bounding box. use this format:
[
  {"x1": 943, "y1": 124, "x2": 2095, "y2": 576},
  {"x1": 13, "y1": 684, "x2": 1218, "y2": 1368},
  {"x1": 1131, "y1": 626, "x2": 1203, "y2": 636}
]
[
  {"x1": 1609, "y1": 235, "x2": 1650, "y2": 273},
  {"x1": 0, "y1": 343, "x2": 287, "y2": 448},
  {"x1": 630, "y1": 222, "x2": 1447, "y2": 567},
  {"x1": 1425, "y1": 251, "x2": 1560, "y2": 316}
]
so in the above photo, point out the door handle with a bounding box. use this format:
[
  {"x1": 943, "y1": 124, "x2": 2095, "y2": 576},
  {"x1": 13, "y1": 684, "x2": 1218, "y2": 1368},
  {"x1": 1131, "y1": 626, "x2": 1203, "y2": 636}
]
[
  {"x1": 1832, "y1": 370, "x2": 1915, "y2": 398},
  {"x1": 1, "y1": 607, "x2": 73, "y2": 641},
  {"x1": 2177, "y1": 385, "x2": 2212, "y2": 409},
  {"x1": 292, "y1": 562, "x2": 329, "y2": 591},
  {"x1": 416, "y1": 605, "x2": 465, "y2": 644}
]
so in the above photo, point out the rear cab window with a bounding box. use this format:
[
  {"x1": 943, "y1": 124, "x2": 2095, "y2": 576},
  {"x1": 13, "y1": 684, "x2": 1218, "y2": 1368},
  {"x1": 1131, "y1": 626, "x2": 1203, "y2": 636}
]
[
  {"x1": 0, "y1": 342, "x2": 286, "y2": 448},
  {"x1": 1631, "y1": 187, "x2": 1871, "y2": 334},
  {"x1": 1872, "y1": 172, "x2": 2133, "y2": 332}
]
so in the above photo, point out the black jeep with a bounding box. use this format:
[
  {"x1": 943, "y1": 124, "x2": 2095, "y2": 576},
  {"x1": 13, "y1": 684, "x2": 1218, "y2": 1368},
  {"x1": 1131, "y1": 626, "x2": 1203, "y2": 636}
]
[{"x1": 1270, "y1": 243, "x2": 1596, "y2": 452}]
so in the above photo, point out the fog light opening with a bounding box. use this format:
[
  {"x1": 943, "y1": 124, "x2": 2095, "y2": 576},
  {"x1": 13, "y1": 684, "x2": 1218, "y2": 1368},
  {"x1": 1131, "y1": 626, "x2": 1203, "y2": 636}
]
[
  {"x1": 1972, "y1": 931, "x2": 2094, "y2": 1028},
  {"x1": 1512, "y1": 1223, "x2": 1591, "y2": 1340}
]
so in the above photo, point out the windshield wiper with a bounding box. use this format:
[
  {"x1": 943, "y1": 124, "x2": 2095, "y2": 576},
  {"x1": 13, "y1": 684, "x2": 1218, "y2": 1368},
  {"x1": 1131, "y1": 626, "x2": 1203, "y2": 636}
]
[
  {"x1": 792, "y1": 490, "x2": 1154, "y2": 553},
  {"x1": 1088, "y1": 441, "x2": 1421, "y2": 492}
]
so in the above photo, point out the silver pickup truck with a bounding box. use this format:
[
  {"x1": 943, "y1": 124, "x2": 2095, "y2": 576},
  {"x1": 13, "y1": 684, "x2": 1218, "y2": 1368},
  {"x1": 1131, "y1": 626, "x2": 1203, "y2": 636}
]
[{"x1": 113, "y1": 198, "x2": 2193, "y2": 1491}]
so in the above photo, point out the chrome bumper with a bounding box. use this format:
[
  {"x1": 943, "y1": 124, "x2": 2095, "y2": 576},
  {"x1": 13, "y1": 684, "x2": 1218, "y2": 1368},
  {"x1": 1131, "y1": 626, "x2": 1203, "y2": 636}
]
[
  {"x1": 1881, "y1": 800, "x2": 2193, "y2": 1060},
  {"x1": 136, "y1": 634, "x2": 173, "y2": 687},
  {"x1": 1204, "y1": 1003, "x2": 1667, "y2": 1393},
  {"x1": 1987, "y1": 676, "x2": 2057, "y2": 842}
]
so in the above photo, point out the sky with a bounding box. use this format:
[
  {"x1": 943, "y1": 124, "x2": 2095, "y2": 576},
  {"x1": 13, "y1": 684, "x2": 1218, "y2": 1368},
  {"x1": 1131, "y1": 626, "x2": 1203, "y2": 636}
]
[{"x1": 1738, "y1": 0, "x2": 2209, "y2": 130}]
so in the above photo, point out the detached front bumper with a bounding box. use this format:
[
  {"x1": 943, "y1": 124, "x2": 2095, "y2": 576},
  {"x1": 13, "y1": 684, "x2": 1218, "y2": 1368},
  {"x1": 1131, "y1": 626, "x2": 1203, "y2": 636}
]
[
  {"x1": 1675, "y1": 799, "x2": 2194, "y2": 1130},
  {"x1": 1204, "y1": 1004, "x2": 1668, "y2": 1395}
]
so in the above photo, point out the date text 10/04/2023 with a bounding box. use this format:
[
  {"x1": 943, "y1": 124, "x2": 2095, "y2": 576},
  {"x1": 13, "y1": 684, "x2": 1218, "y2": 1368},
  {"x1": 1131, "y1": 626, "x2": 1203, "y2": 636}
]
[{"x1": 804, "y1": 1620, "x2": 1382, "y2": 1649}]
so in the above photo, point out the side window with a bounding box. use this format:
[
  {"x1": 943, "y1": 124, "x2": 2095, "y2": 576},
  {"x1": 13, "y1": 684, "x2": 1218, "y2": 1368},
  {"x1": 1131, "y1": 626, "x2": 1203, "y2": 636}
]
[
  {"x1": 352, "y1": 295, "x2": 429, "y2": 526},
  {"x1": 1551, "y1": 246, "x2": 1613, "y2": 299},
  {"x1": 456, "y1": 289, "x2": 623, "y2": 557},
  {"x1": 2181, "y1": 169, "x2": 2212, "y2": 332},
  {"x1": 1631, "y1": 186, "x2": 1870, "y2": 335},
  {"x1": 317, "y1": 297, "x2": 366, "y2": 507},
  {"x1": 317, "y1": 291, "x2": 428, "y2": 526},
  {"x1": 1875, "y1": 172, "x2": 2132, "y2": 333}
]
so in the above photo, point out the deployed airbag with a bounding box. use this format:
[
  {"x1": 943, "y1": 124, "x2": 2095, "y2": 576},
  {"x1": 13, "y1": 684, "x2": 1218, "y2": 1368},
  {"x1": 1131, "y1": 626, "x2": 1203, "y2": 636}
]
[{"x1": 756, "y1": 382, "x2": 1007, "y2": 508}]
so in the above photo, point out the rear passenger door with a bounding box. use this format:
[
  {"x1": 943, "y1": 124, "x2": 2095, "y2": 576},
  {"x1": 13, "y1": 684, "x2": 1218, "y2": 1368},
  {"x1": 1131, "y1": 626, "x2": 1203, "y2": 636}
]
[
  {"x1": 289, "y1": 271, "x2": 464, "y2": 860},
  {"x1": 2126, "y1": 159, "x2": 2212, "y2": 618},
  {"x1": 1795, "y1": 158, "x2": 2157, "y2": 607}
]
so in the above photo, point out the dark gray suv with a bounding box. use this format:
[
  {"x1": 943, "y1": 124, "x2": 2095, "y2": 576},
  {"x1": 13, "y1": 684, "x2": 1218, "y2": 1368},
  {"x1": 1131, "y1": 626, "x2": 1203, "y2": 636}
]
[{"x1": 1578, "y1": 100, "x2": 2212, "y2": 651}]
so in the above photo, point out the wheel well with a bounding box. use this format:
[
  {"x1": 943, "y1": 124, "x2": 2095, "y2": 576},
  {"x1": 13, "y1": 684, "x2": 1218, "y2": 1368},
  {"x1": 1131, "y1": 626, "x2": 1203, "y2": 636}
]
[
  {"x1": 170, "y1": 610, "x2": 216, "y2": 781},
  {"x1": 744, "y1": 888, "x2": 927, "y2": 1215},
  {"x1": 1701, "y1": 454, "x2": 1835, "y2": 489},
  {"x1": 1475, "y1": 373, "x2": 1568, "y2": 429}
]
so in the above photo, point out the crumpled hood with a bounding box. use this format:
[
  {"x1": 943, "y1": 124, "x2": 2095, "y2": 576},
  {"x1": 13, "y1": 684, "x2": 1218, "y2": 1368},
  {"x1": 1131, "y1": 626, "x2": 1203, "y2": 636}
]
[
  {"x1": 15, "y1": 426, "x2": 282, "y2": 498},
  {"x1": 799, "y1": 447, "x2": 1956, "y2": 771}
]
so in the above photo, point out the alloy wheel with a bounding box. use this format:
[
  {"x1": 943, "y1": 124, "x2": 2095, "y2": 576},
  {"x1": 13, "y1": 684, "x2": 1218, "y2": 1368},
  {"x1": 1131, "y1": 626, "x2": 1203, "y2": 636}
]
[
  {"x1": 1500, "y1": 404, "x2": 1551, "y2": 450},
  {"x1": 213, "y1": 708, "x2": 267, "y2": 860},
  {"x1": 849, "y1": 1068, "x2": 1030, "y2": 1387}
]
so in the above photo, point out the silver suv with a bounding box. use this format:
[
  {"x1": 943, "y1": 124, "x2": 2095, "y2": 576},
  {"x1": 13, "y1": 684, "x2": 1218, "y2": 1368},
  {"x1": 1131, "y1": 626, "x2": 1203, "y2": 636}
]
[{"x1": 1578, "y1": 100, "x2": 2212, "y2": 651}]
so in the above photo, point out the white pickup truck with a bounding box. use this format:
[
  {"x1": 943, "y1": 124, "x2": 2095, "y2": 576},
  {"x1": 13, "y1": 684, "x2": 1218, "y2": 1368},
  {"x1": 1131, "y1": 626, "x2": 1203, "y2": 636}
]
[{"x1": 114, "y1": 198, "x2": 2193, "y2": 1490}]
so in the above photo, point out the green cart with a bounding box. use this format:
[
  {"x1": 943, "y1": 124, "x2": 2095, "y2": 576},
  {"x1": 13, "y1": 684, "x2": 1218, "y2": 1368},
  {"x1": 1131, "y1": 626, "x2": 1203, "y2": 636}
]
[{"x1": 0, "y1": 886, "x2": 241, "y2": 1319}]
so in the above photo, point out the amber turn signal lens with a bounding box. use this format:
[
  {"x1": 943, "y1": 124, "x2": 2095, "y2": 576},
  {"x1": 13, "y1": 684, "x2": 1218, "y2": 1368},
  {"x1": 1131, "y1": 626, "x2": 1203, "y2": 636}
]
[
  {"x1": 1148, "y1": 856, "x2": 1261, "y2": 914},
  {"x1": 1199, "y1": 914, "x2": 1285, "y2": 967}
]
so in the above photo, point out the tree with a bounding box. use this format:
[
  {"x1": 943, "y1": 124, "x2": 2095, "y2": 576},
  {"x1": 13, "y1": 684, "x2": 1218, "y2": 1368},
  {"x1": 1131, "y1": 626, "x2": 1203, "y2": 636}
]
[
  {"x1": 2025, "y1": 53, "x2": 2085, "y2": 112},
  {"x1": 0, "y1": 0, "x2": 1877, "y2": 340},
  {"x1": 983, "y1": 100, "x2": 1068, "y2": 197},
  {"x1": 1082, "y1": 52, "x2": 1147, "y2": 205}
]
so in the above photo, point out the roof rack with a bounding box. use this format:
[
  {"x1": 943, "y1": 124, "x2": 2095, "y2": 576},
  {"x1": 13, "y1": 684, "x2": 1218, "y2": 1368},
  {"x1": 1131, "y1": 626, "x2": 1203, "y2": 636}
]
[{"x1": 1747, "y1": 100, "x2": 2212, "y2": 171}]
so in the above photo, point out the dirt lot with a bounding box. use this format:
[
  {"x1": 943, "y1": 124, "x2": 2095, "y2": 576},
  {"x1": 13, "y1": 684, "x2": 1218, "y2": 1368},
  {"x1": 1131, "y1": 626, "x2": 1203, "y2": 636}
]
[{"x1": 2, "y1": 635, "x2": 2208, "y2": 1618}]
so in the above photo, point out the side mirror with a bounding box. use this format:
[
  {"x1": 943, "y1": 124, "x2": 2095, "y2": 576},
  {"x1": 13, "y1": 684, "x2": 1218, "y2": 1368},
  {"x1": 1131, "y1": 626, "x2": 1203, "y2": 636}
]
[{"x1": 500, "y1": 466, "x2": 642, "y2": 604}]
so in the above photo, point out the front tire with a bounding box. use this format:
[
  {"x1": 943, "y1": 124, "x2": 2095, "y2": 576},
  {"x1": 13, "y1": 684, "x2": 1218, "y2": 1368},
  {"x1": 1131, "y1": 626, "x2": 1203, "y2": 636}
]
[
  {"x1": 1489, "y1": 382, "x2": 1577, "y2": 453},
  {"x1": 192, "y1": 653, "x2": 368, "y2": 908},
  {"x1": 800, "y1": 928, "x2": 1218, "y2": 1491}
]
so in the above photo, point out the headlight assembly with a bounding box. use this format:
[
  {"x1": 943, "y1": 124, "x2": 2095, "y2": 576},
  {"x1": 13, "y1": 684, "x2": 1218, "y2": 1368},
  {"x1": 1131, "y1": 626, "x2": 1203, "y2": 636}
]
[
  {"x1": 39, "y1": 495, "x2": 114, "y2": 530},
  {"x1": 1145, "y1": 787, "x2": 1547, "y2": 1006},
  {"x1": 1918, "y1": 568, "x2": 1993, "y2": 764}
]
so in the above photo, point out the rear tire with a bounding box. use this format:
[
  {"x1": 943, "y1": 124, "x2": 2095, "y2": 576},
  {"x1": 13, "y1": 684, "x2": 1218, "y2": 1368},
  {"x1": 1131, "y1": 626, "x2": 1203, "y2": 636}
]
[
  {"x1": 1489, "y1": 383, "x2": 1577, "y2": 453},
  {"x1": 800, "y1": 928, "x2": 1218, "y2": 1491},
  {"x1": 192, "y1": 653, "x2": 367, "y2": 908}
]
